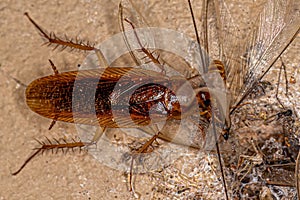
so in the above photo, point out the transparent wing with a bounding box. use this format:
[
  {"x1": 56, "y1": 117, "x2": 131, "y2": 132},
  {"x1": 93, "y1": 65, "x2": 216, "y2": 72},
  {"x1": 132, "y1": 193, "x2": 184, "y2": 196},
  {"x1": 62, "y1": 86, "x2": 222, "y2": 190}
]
[
  {"x1": 211, "y1": 0, "x2": 248, "y2": 105},
  {"x1": 194, "y1": 0, "x2": 250, "y2": 107},
  {"x1": 230, "y1": 0, "x2": 300, "y2": 109},
  {"x1": 210, "y1": 0, "x2": 299, "y2": 110}
]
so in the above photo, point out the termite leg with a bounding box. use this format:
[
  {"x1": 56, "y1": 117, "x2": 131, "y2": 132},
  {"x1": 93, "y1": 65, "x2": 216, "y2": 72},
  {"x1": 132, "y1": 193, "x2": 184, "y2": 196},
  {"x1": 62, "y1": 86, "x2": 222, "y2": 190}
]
[
  {"x1": 264, "y1": 109, "x2": 293, "y2": 124},
  {"x1": 275, "y1": 58, "x2": 289, "y2": 108}
]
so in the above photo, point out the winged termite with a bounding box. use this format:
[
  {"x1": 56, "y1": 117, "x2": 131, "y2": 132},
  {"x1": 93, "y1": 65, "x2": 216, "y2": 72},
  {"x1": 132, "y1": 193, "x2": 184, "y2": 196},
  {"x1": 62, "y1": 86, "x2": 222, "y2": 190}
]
[
  {"x1": 215, "y1": 1, "x2": 299, "y2": 198},
  {"x1": 11, "y1": 0, "x2": 299, "y2": 199}
]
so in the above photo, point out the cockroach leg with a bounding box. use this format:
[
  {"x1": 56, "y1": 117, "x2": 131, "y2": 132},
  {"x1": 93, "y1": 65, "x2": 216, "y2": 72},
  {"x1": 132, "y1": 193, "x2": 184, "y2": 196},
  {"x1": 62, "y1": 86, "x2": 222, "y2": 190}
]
[
  {"x1": 126, "y1": 124, "x2": 161, "y2": 193},
  {"x1": 48, "y1": 59, "x2": 59, "y2": 75},
  {"x1": 24, "y1": 13, "x2": 108, "y2": 68},
  {"x1": 11, "y1": 148, "x2": 42, "y2": 176},
  {"x1": 48, "y1": 117, "x2": 57, "y2": 130},
  {"x1": 123, "y1": 18, "x2": 164, "y2": 72},
  {"x1": 12, "y1": 137, "x2": 86, "y2": 175},
  {"x1": 128, "y1": 132, "x2": 161, "y2": 193}
]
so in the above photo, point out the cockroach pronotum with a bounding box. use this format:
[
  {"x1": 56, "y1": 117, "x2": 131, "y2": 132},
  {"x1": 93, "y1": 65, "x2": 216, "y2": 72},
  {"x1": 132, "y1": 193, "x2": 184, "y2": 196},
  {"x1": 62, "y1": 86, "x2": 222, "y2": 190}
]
[{"x1": 12, "y1": 0, "x2": 300, "y2": 199}]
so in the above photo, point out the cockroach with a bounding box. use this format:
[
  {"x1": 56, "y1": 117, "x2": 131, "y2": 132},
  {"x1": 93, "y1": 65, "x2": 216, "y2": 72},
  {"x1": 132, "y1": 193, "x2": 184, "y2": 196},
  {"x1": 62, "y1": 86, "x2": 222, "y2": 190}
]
[
  {"x1": 12, "y1": 3, "x2": 230, "y2": 198},
  {"x1": 13, "y1": 10, "x2": 217, "y2": 176}
]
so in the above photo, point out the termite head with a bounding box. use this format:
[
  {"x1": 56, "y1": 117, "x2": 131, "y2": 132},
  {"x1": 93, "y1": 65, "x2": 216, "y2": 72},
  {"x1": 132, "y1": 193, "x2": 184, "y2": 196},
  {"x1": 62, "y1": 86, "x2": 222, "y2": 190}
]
[{"x1": 222, "y1": 125, "x2": 230, "y2": 140}]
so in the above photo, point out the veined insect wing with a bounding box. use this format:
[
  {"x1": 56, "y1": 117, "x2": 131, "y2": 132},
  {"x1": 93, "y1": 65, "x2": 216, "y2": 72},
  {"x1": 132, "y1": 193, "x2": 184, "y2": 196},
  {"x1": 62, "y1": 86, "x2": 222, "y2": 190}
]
[
  {"x1": 218, "y1": 0, "x2": 300, "y2": 199},
  {"x1": 229, "y1": 0, "x2": 300, "y2": 111}
]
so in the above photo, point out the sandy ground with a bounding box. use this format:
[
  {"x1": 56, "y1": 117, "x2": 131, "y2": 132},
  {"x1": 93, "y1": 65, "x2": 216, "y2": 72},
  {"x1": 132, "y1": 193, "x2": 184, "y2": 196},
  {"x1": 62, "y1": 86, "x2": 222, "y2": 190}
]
[{"x1": 0, "y1": 0, "x2": 299, "y2": 200}]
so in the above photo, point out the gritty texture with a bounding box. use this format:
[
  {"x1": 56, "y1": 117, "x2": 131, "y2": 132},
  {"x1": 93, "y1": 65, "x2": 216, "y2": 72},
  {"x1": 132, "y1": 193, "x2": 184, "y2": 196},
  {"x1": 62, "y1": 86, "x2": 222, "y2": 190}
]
[{"x1": 0, "y1": 0, "x2": 299, "y2": 200}]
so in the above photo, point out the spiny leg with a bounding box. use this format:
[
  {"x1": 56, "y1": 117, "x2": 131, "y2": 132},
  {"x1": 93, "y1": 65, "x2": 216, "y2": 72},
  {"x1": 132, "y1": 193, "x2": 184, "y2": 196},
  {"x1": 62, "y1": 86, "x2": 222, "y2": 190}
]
[
  {"x1": 12, "y1": 137, "x2": 86, "y2": 175},
  {"x1": 12, "y1": 126, "x2": 107, "y2": 175},
  {"x1": 129, "y1": 132, "x2": 161, "y2": 194},
  {"x1": 123, "y1": 18, "x2": 165, "y2": 73},
  {"x1": 24, "y1": 12, "x2": 109, "y2": 130},
  {"x1": 125, "y1": 124, "x2": 161, "y2": 194},
  {"x1": 24, "y1": 12, "x2": 109, "y2": 68}
]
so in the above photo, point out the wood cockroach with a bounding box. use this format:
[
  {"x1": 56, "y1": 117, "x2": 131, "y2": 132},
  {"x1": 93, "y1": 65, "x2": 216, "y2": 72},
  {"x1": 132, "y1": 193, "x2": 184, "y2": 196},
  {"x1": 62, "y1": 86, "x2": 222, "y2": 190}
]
[
  {"x1": 11, "y1": 0, "x2": 300, "y2": 199},
  {"x1": 12, "y1": 1, "x2": 229, "y2": 196},
  {"x1": 14, "y1": 2, "x2": 222, "y2": 189}
]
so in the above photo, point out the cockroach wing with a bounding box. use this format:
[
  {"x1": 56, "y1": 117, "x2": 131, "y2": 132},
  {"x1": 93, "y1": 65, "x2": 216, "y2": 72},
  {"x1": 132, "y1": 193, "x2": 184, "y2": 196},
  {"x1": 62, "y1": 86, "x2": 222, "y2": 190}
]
[{"x1": 26, "y1": 67, "x2": 193, "y2": 129}]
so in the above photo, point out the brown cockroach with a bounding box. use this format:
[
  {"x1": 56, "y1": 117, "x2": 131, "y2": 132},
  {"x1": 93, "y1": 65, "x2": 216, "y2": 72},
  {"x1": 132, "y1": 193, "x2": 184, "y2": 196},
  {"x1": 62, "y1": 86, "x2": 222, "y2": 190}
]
[
  {"x1": 13, "y1": 11, "x2": 215, "y2": 174},
  {"x1": 13, "y1": 10, "x2": 219, "y2": 198},
  {"x1": 14, "y1": 8, "x2": 227, "y2": 199}
]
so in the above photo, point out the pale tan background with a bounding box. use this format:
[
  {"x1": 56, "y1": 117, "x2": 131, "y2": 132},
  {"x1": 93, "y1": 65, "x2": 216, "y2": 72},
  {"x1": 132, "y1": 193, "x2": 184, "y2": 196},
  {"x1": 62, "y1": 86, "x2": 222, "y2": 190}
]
[{"x1": 0, "y1": 0, "x2": 299, "y2": 200}]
